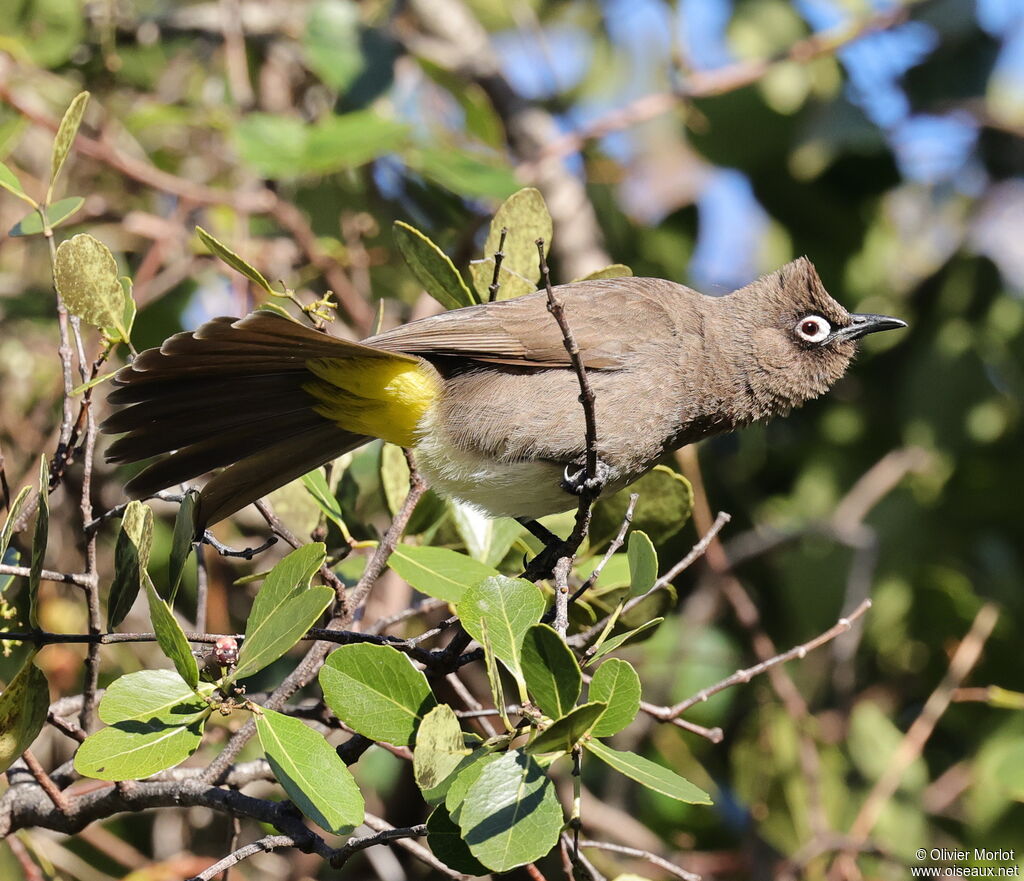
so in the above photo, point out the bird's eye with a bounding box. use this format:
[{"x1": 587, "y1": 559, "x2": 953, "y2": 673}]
[{"x1": 795, "y1": 315, "x2": 831, "y2": 343}]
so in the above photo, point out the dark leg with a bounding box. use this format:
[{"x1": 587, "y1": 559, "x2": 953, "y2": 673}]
[{"x1": 516, "y1": 517, "x2": 565, "y2": 581}]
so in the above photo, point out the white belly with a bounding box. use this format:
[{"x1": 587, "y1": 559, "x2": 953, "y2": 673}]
[{"x1": 413, "y1": 427, "x2": 576, "y2": 519}]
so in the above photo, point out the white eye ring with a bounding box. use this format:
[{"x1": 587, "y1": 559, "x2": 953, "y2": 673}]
[{"x1": 795, "y1": 315, "x2": 831, "y2": 343}]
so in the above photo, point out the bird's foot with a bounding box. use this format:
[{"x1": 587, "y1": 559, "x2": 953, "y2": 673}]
[{"x1": 561, "y1": 459, "x2": 611, "y2": 497}]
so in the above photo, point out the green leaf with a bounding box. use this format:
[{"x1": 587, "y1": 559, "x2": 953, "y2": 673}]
[
  {"x1": 521, "y1": 624, "x2": 581, "y2": 720},
  {"x1": 585, "y1": 618, "x2": 664, "y2": 665},
  {"x1": 394, "y1": 221, "x2": 477, "y2": 311},
  {"x1": 445, "y1": 751, "x2": 504, "y2": 816},
  {"x1": 320, "y1": 643, "x2": 437, "y2": 746},
  {"x1": 301, "y1": 468, "x2": 347, "y2": 531},
  {"x1": 451, "y1": 503, "x2": 524, "y2": 568},
  {"x1": 10, "y1": 197, "x2": 84, "y2": 237},
  {"x1": 49, "y1": 91, "x2": 89, "y2": 201},
  {"x1": 144, "y1": 574, "x2": 199, "y2": 690},
  {"x1": 588, "y1": 659, "x2": 641, "y2": 737},
  {"x1": 470, "y1": 187, "x2": 553, "y2": 300},
  {"x1": 0, "y1": 656, "x2": 50, "y2": 773},
  {"x1": 53, "y1": 233, "x2": 129, "y2": 337},
  {"x1": 413, "y1": 147, "x2": 520, "y2": 201},
  {"x1": 28, "y1": 458, "x2": 48, "y2": 630},
  {"x1": 168, "y1": 490, "x2": 198, "y2": 603},
  {"x1": 195, "y1": 226, "x2": 273, "y2": 293},
  {"x1": 74, "y1": 717, "x2": 206, "y2": 781},
  {"x1": 457, "y1": 576, "x2": 546, "y2": 683},
  {"x1": 99, "y1": 670, "x2": 212, "y2": 725},
  {"x1": 426, "y1": 805, "x2": 491, "y2": 876},
  {"x1": 233, "y1": 548, "x2": 332, "y2": 682},
  {"x1": 303, "y1": 0, "x2": 362, "y2": 92},
  {"x1": 257, "y1": 708, "x2": 365, "y2": 833},
  {"x1": 380, "y1": 442, "x2": 411, "y2": 515},
  {"x1": 389, "y1": 545, "x2": 499, "y2": 605},
  {"x1": 303, "y1": 112, "x2": 409, "y2": 174},
  {"x1": 584, "y1": 740, "x2": 711, "y2": 804},
  {"x1": 626, "y1": 530, "x2": 658, "y2": 597},
  {"x1": 528, "y1": 702, "x2": 606, "y2": 755},
  {"x1": 457, "y1": 749, "x2": 563, "y2": 872},
  {"x1": 590, "y1": 465, "x2": 694, "y2": 547},
  {"x1": 0, "y1": 486, "x2": 31, "y2": 561},
  {"x1": 572, "y1": 264, "x2": 633, "y2": 281},
  {"x1": 0, "y1": 161, "x2": 35, "y2": 205},
  {"x1": 414, "y1": 704, "x2": 472, "y2": 804},
  {"x1": 107, "y1": 500, "x2": 154, "y2": 629},
  {"x1": 235, "y1": 112, "x2": 410, "y2": 179},
  {"x1": 71, "y1": 369, "x2": 118, "y2": 396}
]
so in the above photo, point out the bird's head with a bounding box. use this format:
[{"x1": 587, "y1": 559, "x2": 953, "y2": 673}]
[{"x1": 724, "y1": 256, "x2": 907, "y2": 411}]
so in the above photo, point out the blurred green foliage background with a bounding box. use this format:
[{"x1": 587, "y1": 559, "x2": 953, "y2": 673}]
[{"x1": 0, "y1": 0, "x2": 1022, "y2": 878}]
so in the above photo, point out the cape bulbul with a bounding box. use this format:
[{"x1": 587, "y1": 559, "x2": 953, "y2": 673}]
[{"x1": 102, "y1": 257, "x2": 906, "y2": 528}]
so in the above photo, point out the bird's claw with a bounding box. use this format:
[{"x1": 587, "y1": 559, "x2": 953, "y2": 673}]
[{"x1": 561, "y1": 460, "x2": 611, "y2": 496}]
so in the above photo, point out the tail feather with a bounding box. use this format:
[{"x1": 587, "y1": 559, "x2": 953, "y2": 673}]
[{"x1": 102, "y1": 311, "x2": 414, "y2": 526}]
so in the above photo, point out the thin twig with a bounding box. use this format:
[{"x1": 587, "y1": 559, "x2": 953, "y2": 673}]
[
  {"x1": 488, "y1": 226, "x2": 509, "y2": 301},
  {"x1": 578, "y1": 839, "x2": 701, "y2": 881},
  {"x1": 21, "y1": 751, "x2": 71, "y2": 814},
  {"x1": 202, "y1": 531, "x2": 278, "y2": 560},
  {"x1": 186, "y1": 835, "x2": 299, "y2": 881},
  {"x1": 655, "y1": 599, "x2": 873, "y2": 720},
  {"x1": 0, "y1": 564, "x2": 96, "y2": 589},
  {"x1": 843, "y1": 603, "x2": 999, "y2": 847},
  {"x1": 569, "y1": 493, "x2": 638, "y2": 605},
  {"x1": 327, "y1": 823, "x2": 429, "y2": 868}
]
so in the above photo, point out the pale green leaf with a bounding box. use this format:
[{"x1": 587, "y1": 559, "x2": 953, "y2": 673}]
[
  {"x1": 233, "y1": 543, "x2": 329, "y2": 680},
  {"x1": 469, "y1": 187, "x2": 552, "y2": 300},
  {"x1": 522, "y1": 624, "x2": 581, "y2": 720},
  {"x1": 585, "y1": 618, "x2": 665, "y2": 666},
  {"x1": 0, "y1": 656, "x2": 50, "y2": 773},
  {"x1": 380, "y1": 442, "x2": 410, "y2": 515},
  {"x1": 107, "y1": 500, "x2": 154, "y2": 629},
  {"x1": 53, "y1": 233, "x2": 128, "y2": 336},
  {"x1": 144, "y1": 574, "x2": 199, "y2": 690},
  {"x1": 413, "y1": 147, "x2": 519, "y2": 201},
  {"x1": 572, "y1": 264, "x2": 633, "y2": 281},
  {"x1": 626, "y1": 530, "x2": 658, "y2": 597},
  {"x1": 0, "y1": 161, "x2": 34, "y2": 205},
  {"x1": 588, "y1": 659, "x2": 641, "y2": 737},
  {"x1": 74, "y1": 718, "x2": 205, "y2": 781},
  {"x1": 528, "y1": 702, "x2": 605, "y2": 754},
  {"x1": 320, "y1": 643, "x2": 436, "y2": 746},
  {"x1": 413, "y1": 704, "x2": 472, "y2": 804},
  {"x1": 389, "y1": 545, "x2": 498, "y2": 604},
  {"x1": 584, "y1": 740, "x2": 711, "y2": 804},
  {"x1": 457, "y1": 576, "x2": 545, "y2": 683},
  {"x1": 10, "y1": 197, "x2": 84, "y2": 236},
  {"x1": 394, "y1": 221, "x2": 477, "y2": 310},
  {"x1": 257, "y1": 708, "x2": 365, "y2": 833},
  {"x1": 168, "y1": 490, "x2": 198, "y2": 603},
  {"x1": 196, "y1": 226, "x2": 273, "y2": 293},
  {"x1": 0, "y1": 486, "x2": 31, "y2": 561},
  {"x1": 49, "y1": 91, "x2": 89, "y2": 200},
  {"x1": 99, "y1": 670, "x2": 212, "y2": 725}
]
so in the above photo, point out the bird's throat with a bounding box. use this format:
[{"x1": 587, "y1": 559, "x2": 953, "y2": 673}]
[{"x1": 304, "y1": 356, "x2": 440, "y2": 447}]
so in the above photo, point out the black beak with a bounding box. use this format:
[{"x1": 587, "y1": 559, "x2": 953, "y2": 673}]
[{"x1": 834, "y1": 313, "x2": 908, "y2": 342}]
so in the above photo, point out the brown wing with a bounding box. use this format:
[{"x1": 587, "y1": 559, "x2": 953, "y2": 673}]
[{"x1": 363, "y1": 277, "x2": 692, "y2": 368}]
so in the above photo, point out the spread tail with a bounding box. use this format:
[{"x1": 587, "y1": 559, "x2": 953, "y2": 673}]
[{"x1": 102, "y1": 311, "x2": 424, "y2": 527}]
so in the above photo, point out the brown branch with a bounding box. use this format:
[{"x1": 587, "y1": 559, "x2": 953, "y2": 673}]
[
  {"x1": 842, "y1": 603, "x2": 999, "y2": 849},
  {"x1": 21, "y1": 750, "x2": 71, "y2": 814},
  {"x1": 186, "y1": 835, "x2": 298, "y2": 881},
  {"x1": 578, "y1": 839, "x2": 701, "y2": 881},
  {"x1": 0, "y1": 563, "x2": 96, "y2": 589},
  {"x1": 327, "y1": 822, "x2": 429, "y2": 869},
  {"x1": 650, "y1": 599, "x2": 873, "y2": 721},
  {"x1": 528, "y1": 3, "x2": 918, "y2": 167}
]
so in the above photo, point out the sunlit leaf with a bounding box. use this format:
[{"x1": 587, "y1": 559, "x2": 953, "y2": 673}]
[
  {"x1": 49, "y1": 91, "x2": 90, "y2": 201},
  {"x1": 584, "y1": 740, "x2": 711, "y2": 804},
  {"x1": 0, "y1": 655, "x2": 50, "y2": 773},
  {"x1": 257, "y1": 708, "x2": 365, "y2": 833},
  {"x1": 394, "y1": 220, "x2": 477, "y2": 310},
  {"x1": 320, "y1": 643, "x2": 436, "y2": 745}
]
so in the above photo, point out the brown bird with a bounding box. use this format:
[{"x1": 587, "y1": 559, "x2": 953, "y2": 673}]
[{"x1": 102, "y1": 257, "x2": 906, "y2": 529}]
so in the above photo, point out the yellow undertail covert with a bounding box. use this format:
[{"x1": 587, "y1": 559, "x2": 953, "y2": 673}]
[{"x1": 303, "y1": 356, "x2": 440, "y2": 447}]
